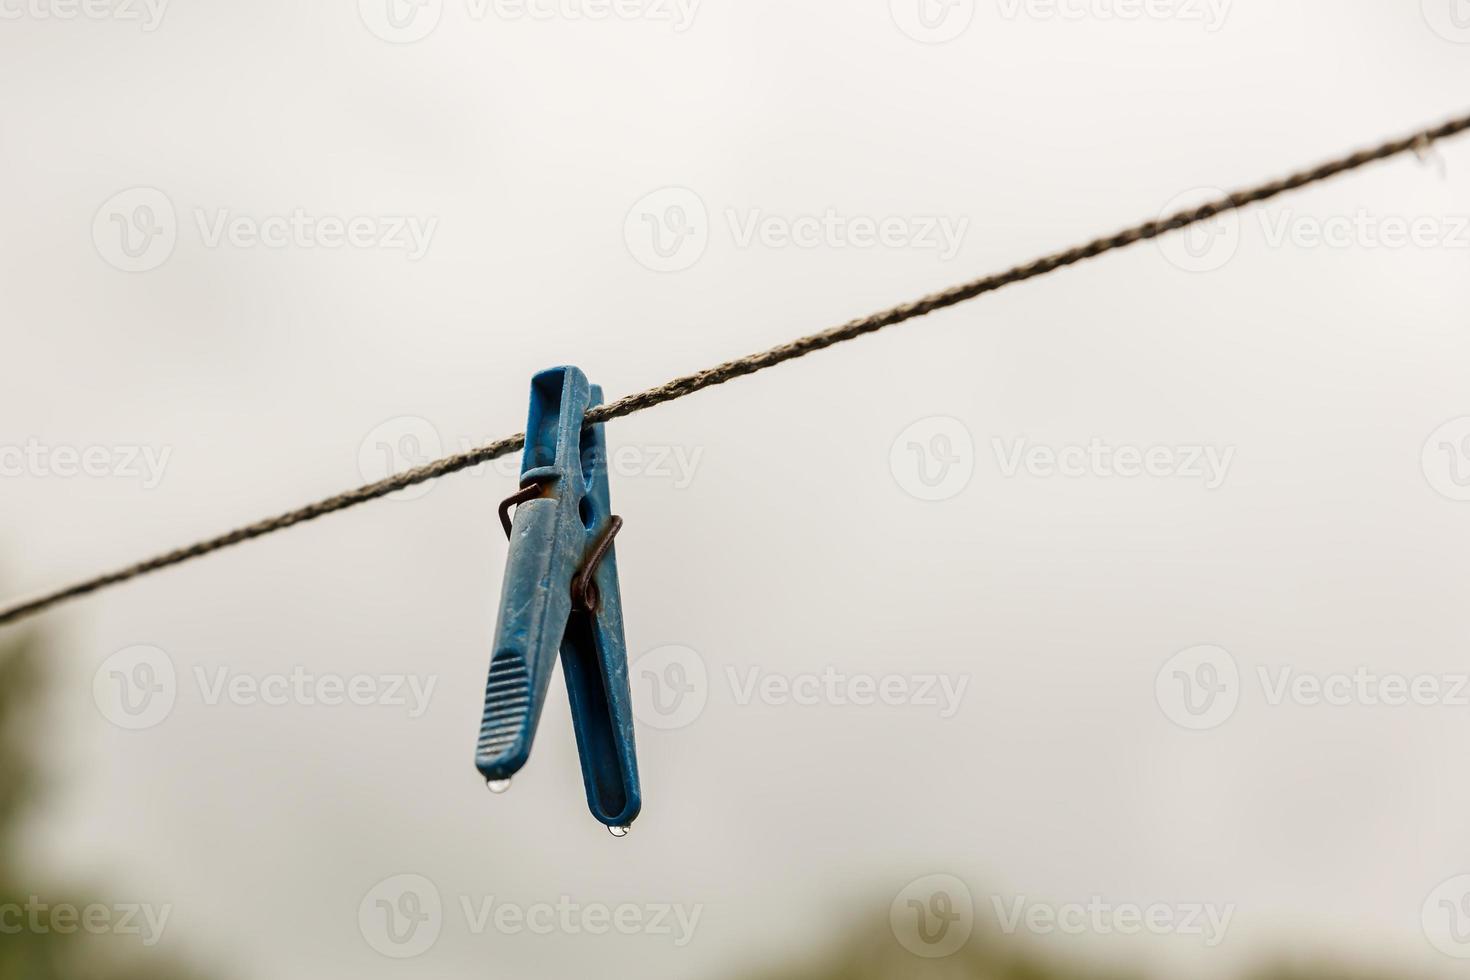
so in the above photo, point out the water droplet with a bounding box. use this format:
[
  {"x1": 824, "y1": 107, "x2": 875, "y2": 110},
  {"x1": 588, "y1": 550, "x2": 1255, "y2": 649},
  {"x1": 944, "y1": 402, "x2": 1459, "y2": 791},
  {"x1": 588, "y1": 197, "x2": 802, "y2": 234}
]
[
  {"x1": 486, "y1": 779, "x2": 512, "y2": 794},
  {"x1": 608, "y1": 825, "x2": 630, "y2": 838}
]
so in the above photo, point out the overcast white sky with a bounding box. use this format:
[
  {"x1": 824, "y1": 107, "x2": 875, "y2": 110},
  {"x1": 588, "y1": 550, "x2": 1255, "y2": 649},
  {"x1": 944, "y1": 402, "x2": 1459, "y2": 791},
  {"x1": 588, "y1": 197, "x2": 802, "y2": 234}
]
[{"x1": 3, "y1": 1, "x2": 1470, "y2": 978}]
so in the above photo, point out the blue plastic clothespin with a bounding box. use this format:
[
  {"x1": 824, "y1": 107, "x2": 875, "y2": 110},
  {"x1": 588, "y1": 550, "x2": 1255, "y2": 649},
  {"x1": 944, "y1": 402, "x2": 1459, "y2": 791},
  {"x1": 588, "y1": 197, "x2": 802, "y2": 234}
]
[{"x1": 475, "y1": 366, "x2": 642, "y2": 834}]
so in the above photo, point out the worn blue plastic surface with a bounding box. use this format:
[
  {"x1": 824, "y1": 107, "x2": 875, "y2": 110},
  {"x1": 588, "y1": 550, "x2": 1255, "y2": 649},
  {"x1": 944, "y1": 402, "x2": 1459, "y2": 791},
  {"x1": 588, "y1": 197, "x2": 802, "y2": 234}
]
[{"x1": 475, "y1": 366, "x2": 642, "y2": 829}]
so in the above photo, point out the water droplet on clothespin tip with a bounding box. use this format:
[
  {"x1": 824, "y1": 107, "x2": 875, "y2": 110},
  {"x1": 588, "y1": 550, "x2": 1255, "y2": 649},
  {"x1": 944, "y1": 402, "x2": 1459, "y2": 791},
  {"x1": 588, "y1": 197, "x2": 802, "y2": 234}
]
[
  {"x1": 486, "y1": 779, "x2": 512, "y2": 794},
  {"x1": 608, "y1": 825, "x2": 630, "y2": 838}
]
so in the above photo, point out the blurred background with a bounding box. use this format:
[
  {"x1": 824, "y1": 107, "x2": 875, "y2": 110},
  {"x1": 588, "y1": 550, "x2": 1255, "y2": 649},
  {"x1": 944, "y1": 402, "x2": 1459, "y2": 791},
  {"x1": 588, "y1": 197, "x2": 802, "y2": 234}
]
[{"x1": 2, "y1": 1, "x2": 1470, "y2": 977}]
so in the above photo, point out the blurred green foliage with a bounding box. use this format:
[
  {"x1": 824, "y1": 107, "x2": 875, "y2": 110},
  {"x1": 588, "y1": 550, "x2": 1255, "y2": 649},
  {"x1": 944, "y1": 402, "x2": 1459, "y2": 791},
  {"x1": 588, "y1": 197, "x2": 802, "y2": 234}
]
[
  {"x1": 734, "y1": 906, "x2": 1429, "y2": 980},
  {"x1": 0, "y1": 631, "x2": 1432, "y2": 980},
  {"x1": 0, "y1": 633, "x2": 213, "y2": 980}
]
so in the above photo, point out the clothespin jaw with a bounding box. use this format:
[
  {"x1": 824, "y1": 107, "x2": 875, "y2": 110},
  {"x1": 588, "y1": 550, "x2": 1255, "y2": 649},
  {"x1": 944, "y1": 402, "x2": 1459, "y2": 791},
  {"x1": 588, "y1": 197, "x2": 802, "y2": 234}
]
[{"x1": 476, "y1": 366, "x2": 642, "y2": 832}]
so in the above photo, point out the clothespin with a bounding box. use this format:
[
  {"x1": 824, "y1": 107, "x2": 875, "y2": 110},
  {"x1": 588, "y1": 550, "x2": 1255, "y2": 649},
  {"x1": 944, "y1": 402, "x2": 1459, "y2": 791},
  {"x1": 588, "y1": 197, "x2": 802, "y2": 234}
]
[{"x1": 475, "y1": 366, "x2": 642, "y2": 835}]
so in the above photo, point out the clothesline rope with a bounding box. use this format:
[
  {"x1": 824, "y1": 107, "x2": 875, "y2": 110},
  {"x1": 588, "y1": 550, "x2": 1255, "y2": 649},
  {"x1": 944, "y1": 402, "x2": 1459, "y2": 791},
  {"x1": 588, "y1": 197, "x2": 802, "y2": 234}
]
[{"x1": 2, "y1": 109, "x2": 1467, "y2": 629}]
